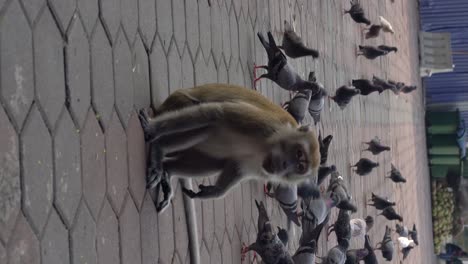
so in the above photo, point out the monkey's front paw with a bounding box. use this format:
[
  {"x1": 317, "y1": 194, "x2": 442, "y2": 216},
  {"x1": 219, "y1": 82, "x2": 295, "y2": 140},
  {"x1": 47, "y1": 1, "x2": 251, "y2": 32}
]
[
  {"x1": 138, "y1": 109, "x2": 152, "y2": 141},
  {"x1": 146, "y1": 166, "x2": 163, "y2": 189},
  {"x1": 182, "y1": 187, "x2": 197, "y2": 198}
]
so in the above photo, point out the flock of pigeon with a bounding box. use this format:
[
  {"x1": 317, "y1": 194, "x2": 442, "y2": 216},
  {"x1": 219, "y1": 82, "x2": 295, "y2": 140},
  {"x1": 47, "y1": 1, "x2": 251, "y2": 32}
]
[{"x1": 240, "y1": 0, "x2": 420, "y2": 263}]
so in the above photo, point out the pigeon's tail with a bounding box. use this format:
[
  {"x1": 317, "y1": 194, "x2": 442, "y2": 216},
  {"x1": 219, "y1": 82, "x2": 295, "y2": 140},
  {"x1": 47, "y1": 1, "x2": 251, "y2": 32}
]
[
  {"x1": 257, "y1": 32, "x2": 270, "y2": 53},
  {"x1": 358, "y1": 45, "x2": 364, "y2": 50},
  {"x1": 267, "y1": 31, "x2": 278, "y2": 49}
]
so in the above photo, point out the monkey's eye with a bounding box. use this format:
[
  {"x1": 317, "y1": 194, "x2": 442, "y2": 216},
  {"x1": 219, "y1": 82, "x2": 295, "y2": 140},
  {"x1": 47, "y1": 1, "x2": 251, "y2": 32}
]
[
  {"x1": 296, "y1": 149, "x2": 303, "y2": 159},
  {"x1": 296, "y1": 163, "x2": 307, "y2": 174}
]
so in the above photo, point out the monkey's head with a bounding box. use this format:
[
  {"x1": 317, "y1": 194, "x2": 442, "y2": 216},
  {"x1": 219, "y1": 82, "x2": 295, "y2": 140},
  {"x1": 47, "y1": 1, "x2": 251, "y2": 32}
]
[{"x1": 262, "y1": 125, "x2": 320, "y2": 183}]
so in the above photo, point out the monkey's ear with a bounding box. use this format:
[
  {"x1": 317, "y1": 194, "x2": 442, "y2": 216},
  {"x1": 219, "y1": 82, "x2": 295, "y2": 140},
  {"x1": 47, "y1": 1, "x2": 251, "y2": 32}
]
[{"x1": 298, "y1": 125, "x2": 311, "y2": 132}]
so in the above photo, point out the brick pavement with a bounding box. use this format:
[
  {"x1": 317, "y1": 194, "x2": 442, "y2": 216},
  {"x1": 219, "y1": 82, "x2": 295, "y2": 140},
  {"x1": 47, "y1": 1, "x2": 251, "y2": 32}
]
[{"x1": 0, "y1": 0, "x2": 436, "y2": 263}]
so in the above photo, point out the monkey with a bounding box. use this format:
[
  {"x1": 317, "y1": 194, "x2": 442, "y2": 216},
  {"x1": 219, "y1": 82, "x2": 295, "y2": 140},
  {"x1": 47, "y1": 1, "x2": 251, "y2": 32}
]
[{"x1": 139, "y1": 83, "x2": 321, "y2": 213}]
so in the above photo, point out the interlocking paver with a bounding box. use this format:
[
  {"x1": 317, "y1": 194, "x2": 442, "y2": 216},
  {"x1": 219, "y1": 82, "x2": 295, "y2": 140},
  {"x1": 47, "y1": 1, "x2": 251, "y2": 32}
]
[
  {"x1": 81, "y1": 110, "x2": 106, "y2": 220},
  {"x1": 97, "y1": 199, "x2": 120, "y2": 264},
  {"x1": 48, "y1": 0, "x2": 74, "y2": 32},
  {"x1": 150, "y1": 37, "x2": 169, "y2": 105},
  {"x1": 221, "y1": 234, "x2": 232, "y2": 264},
  {"x1": 172, "y1": 0, "x2": 186, "y2": 49},
  {"x1": 0, "y1": 0, "x2": 34, "y2": 129},
  {"x1": 132, "y1": 35, "x2": 152, "y2": 109},
  {"x1": 54, "y1": 110, "x2": 81, "y2": 227},
  {"x1": 202, "y1": 198, "x2": 215, "y2": 250},
  {"x1": 172, "y1": 183, "x2": 189, "y2": 263},
  {"x1": 158, "y1": 198, "x2": 174, "y2": 264},
  {"x1": 228, "y1": 8, "x2": 239, "y2": 66},
  {"x1": 121, "y1": 0, "x2": 138, "y2": 42},
  {"x1": 0, "y1": 106, "x2": 20, "y2": 243},
  {"x1": 91, "y1": 22, "x2": 114, "y2": 128},
  {"x1": 77, "y1": 0, "x2": 98, "y2": 36},
  {"x1": 67, "y1": 16, "x2": 91, "y2": 128},
  {"x1": 114, "y1": 31, "x2": 134, "y2": 126},
  {"x1": 21, "y1": 0, "x2": 44, "y2": 23},
  {"x1": 120, "y1": 194, "x2": 142, "y2": 264},
  {"x1": 21, "y1": 106, "x2": 53, "y2": 235},
  {"x1": 156, "y1": 0, "x2": 173, "y2": 52},
  {"x1": 101, "y1": 0, "x2": 120, "y2": 42},
  {"x1": 213, "y1": 198, "x2": 225, "y2": 242},
  {"x1": 34, "y1": 8, "x2": 65, "y2": 127},
  {"x1": 106, "y1": 111, "x2": 129, "y2": 213},
  {"x1": 71, "y1": 203, "x2": 97, "y2": 264},
  {"x1": 168, "y1": 43, "x2": 183, "y2": 92},
  {"x1": 140, "y1": 193, "x2": 159, "y2": 264},
  {"x1": 127, "y1": 112, "x2": 146, "y2": 209},
  {"x1": 8, "y1": 214, "x2": 40, "y2": 264},
  {"x1": 0, "y1": 242, "x2": 5, "y2": 263},
  {"x1": 210, "y1": 2, "x2": 222, "y2": 65},
  {"x1": 220, "y1": 5, "x2": 231, "y2": 62},
  {"x1": 181, "y1": 45, "x2": 195, "y2": 88},
  {"x1": 41, "y1": 210, "x2": 70, "y2": 264},
  {"x1": 200, "y1": 241, "x2": 210, "y2": 264},
  {"x1": 199, "y1": 0, "x2": 211, "y2": 59},
  {"x1": 185, "y1": 0, "x2": 199, "y2": 55},
  {"x1": 138, "y1": 0, "x2": 156, "y2": 48}
]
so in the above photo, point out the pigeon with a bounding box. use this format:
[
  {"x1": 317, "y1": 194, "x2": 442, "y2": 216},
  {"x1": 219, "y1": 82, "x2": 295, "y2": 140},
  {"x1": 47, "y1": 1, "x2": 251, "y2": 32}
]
[
  {"x1": 327, "y1": 170, "x2": 358, "y2": 212},
  {"x1": 345, "y1": 248, "x2": 369, "y2": 264},
  {"x1": 368, "y1": 192, "x2": 395, "y2": 210},
  {"x1": 317, "y1": 165, "x2": 337, "y2": 186},
  {"x1": 378, "y1": 206, "x2": 403, "y2": 222},
  {"x1": 351, "y1": 158, "x2": 379, "y2": 176},
  {"x1": 284, "y1": 89, "x2": 312, "y2": 124},
  {"x1": 320, "y1": 242, "x2": 349, "y2": 264},
  {"x1": 298, "y1": 194, "x2": 334, "y2": 245},
  {"x1": 386, "y1": 164, "x2": 407, "y2": 183},
  {"x1": 400, "y1": 85, "x2": 417, "y2": 94},
  {"x1": 330, "y1": 85, "x2": 361, "y2": 109},
  {"x1": 375, "y1": 226, "x2": 394, "y2": 261},
  {"x1": 307, "y1": 72, "x2": 328, "y2": 124},
  {"x1": 364, "y1": 24, "x2": 383, "y2": 39},
  {"x1": 362, "y1": 137, "x2": 391, "y2": 155},
  {"x1": 409, "y1": 223, "x2": 419, "y2": 245},
  {"x1": 350, "y1": 216, "x2": 374, "y2": 238},
  {"x1": 277, "y1": 226, "x2": 289, "y2": 246},
  {"x1": 372, "y1": 76, "x2": 399, "y2": 94},
  {"x1": 363, "y1": 235, "x2": 378, "y2": 264},
  {"x1": 241, "y1": 200, "x2": 293, "y2": 264},
  {"x1": 319, "y1": 133, "x2": 333, "y2": 165},
  {"x1": 395, "y1": 223, "x2": 409, "y2": 237},
  {"x1": 352, "y1": 79, "x2": 384, "y2": 95},
  {"x1": 388, "y1": 80, "x2": 406, "y2": 95},
  {"x1": 357, "y1": 45, "x2": 388, "y2": 60},
  {"x1": 279, "y1": 20, "x2": 319, "y2": 59},
  {"x1": 398, "y1": 236, "x2": 416, "y2": 249},
  {"x1": 377, "y1": 45, "x2": 398, "y2": 53},
  {"x1": 344, "y1": 0, "x2": 371, "y2": 25},
  {"x1": 265, "y1": 183, "x2": 301, "y2": 226},
  {"x1": 327, "y1": 208, "x2": 352, "y2": 244},
  {"x1": 401, "y1": 245, "x2": 415, "y2": 260},
  {"x1": 379, "y1": 16, "x2": 394, "y2": 33},
  {"x1": 293, "y1": 215, "x2": 327, "y2": 263}
]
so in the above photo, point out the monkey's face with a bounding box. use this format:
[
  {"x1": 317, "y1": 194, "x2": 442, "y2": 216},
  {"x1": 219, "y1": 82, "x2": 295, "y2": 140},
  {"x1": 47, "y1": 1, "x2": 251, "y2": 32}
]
[{"x1": 262, "y1": 127, "x2": 320, "y2": 182}]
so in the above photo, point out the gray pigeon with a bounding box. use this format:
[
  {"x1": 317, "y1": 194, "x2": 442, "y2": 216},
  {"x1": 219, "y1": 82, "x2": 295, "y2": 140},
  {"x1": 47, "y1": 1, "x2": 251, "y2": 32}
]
[
  {"x1": 395, "y1": 223, "x2": 409, "y2": 237},
  {"x1": 331, "y1": 85, "x2": 361, "y2": 109},
  {"x1": 284, "y1": 89, "x2": 312, "y2": 124},
  {"x1": 345, "y1": 248, "x2": 369, "y2": 264},
  {"x1": 375, "y1": 226, "x2": 394, "y2": 261},
  {"x1": 241, "y1": 200, "x2": 293, "y2": 264},
  {"x1": 409, "y1": 223, "x2": 419, "y2": 245},
  {"x1": 400, "y1": 85, "x2": 417, "y2": 94},
  {"x1": 327, "y1": 208, "x2": 352, "y2": 244},
  {"x1": 293, "y1": 215, "x2": 328, "y2": 263},
  {"x1": 372, "y1": 76, "x2": 399, "y2": 94},
  {"x1": 402, "y1": 245, "x2": 415, "y2": 260},
  {"x1": 298, "y1": 193, "x2": 335, "y2": 245},
  {"x1": 279, "y1": 20, "x2": 319, "y2": 59},
  {"x1": 386, "y1": 164, "x2": 407, "y2": 183},
  {"x1": 368, "y1": 192, "x2": 395, "y2": 210},
  {"x1": 364, "y1": 24, "x2": 382, "y2": 39},
  {"x1": 265, "y1": 182, "x2": 301, "y2": 226},
  {"x1": 351, "y1": 158, "x2": 379, "y2": 176},
  {"x1": 357, "y1": 45, "x2": 388, "y2": 60},
  {"x1": 352, "y1": 79, "x2": 384, "y2": 95},
  {"x1": 307, "y1": 72, "x2": 327, "y2": 124},
  {"x1": 319, "y1": 242, "x2": 349, "y2": 264},
  {"x1": 344, "y1": 0, "x2": 371, "y2": 25},
  {"x1": 319, "y1": 133, "x2": 333, "y2": 165},
  {"x1": 378, "y1": 206, "x2": 403, "y2": 222},
  {"x1": 363, "y1": 235, "x2": 378, "y2": 264},
  {"x1": 327, "y1": 170, "x2": 358, "y2": 212},
  {"x1": 317, "y1": 165, "x2": 337, "y2": 186},
  {"x1": 377, "y1": 45, "x2": 398, "y2": 53},
  {"x1": 362, "y1": 137, "x2": 391, "y2": 155}
]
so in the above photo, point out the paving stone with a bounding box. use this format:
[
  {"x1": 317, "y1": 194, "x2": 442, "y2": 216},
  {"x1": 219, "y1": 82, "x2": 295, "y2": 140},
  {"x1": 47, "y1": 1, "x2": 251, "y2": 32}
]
[
  {"x1": 217, "y1": 55, "x2": 228, "y2": 84},
  {"x1": 231, "y1": 228, "x2": 242, "y2": 264},
  {"x1": 0, "y1": 106, "x2": 20, "y2": 243},
  {"x1": 7, "y1": 214, "x2": 40, "y2": 264},
  {"x1": 213, "y1": 198, "x2": 225, "y2": 242},
  {"x1": 114, "y1": 31, "x2": 134, "y2": 126},
  {"x1": 248, "y1": 0, "x2": 257, "y2": 23},
  {"x1": 140, "y1": 193, "x2": 159, "y2": 264},
  {"x1": 172, "y1": 183, "x2": 189, "y2": 263},
  {"x1": 202, "y1": 198, "x2": 215, "y2": 250},
  {"x1": 132, "y1": 35, "x2": 151, "y2": 109},
  {"x1": 185, "y1": 0, "x2": 199, "y2": 55},
  {"x1": 106, "y1": 112, "x2": 129, "y2": 213},
  {"x1": 101, "y1": 0, "x2": 120, "y2": 42},
  {"x1": 21, "y1": 106, "x2": 53, "y2": 235},
  {"x1": 231, "y1": 0, "x2": 240, "y2": 18},
  {"x1": 220, "y1": 5, "x2": 231, "y2": 62},
  {"x1": 241, "y1": 182, "x2": 252, "y2": 225},
  {"x1": 150, "y1": 37, "x2": 169, "y2": 106},
  {"x1": 210, "y1": 237, "x2": 222, "y2": 264},
  {"x1": 34, "y1": 8, "x2": 65, "y2": 127},
  {"x1": 138, "y1": 0, "x2": 156, "y2": 48},
  {"x1": 66, "y1": 15, "x2": 91, "y2": 128},
  {"x1": 127, "y1": 112, "x2": 146, "y2": 209},
  {"x1": 194, "y1": 50, "x2": 208, "y2": 85},
  {"x1": 228, "y1": 60, "x2": 245, "y2": 87},
  {"x1": 238, "y1": 12, "x2": 248, "y2": 65},
  {"x1": 41, "y1": 210, "x2": 70, "y2": 264},
  {"x1": 120, "y1": 194, "x2": 142, "y2": 264},
  {"x1": 158, "y1": 191, "x2": 174, "y2": 264},
  {"x1": 210, "y1": 2, "x2": 222, "y2": 65},
  {"x1": 77, "y1": 0, "x2": 98, "y2": 35},
  {"x1": 223, "y1": 191, "x2": 235, "y2": 240},
  {"x1": 49, "y1": 0, "x2": 74, "y2": 32},
  {"x1": 54, "y1": 110, "x2": 81, "y2": 228},
  {"x1": 97, "y1": 199, "x2": 119, "y2": 264},
  {"x1": 167, "y1": 43, "x2": 183, "y2": 92},
  {"x1": 0, "y1": 242, "x2": 5, "y2": 264},
  {"x1": 91, "y1": 22, "x2": 114, "y2": 128},
  {"x1": 221, "y1": 234, "x2": 232, "y2": 264},
  {"x1": 81, "y1": 110, "x2": 106, "y2": 220},
  {"x1": 71, "y1": 203, "x2": 97, "y2": 264},
  {"x1": 200, "y1": 241, "x2": 210, "y2": 264},
  {"x1": 0, "y1": 0, "x2": 34, "y2": 129},
  {"x1": 156, "y1": 0, "x2": 172, "y2": 52},
  {"x1": 228, "y1": 8, "x2": 239, "y2": 65},
  {"x1": 121, "y1": 0, "x2": 138, "y2": 42},
  {"x1": 172, "y1": 0, "x2": 186, "y2": 50},
  {"x1": 21, "y1": 0, "x2": 44, "y2": 23},
  {"x1": 181, "y1": 46, "x2": 195, "y2": 88},
  {"x1": 199, "y1": 0, "x2": 211, "y2": 58}
]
